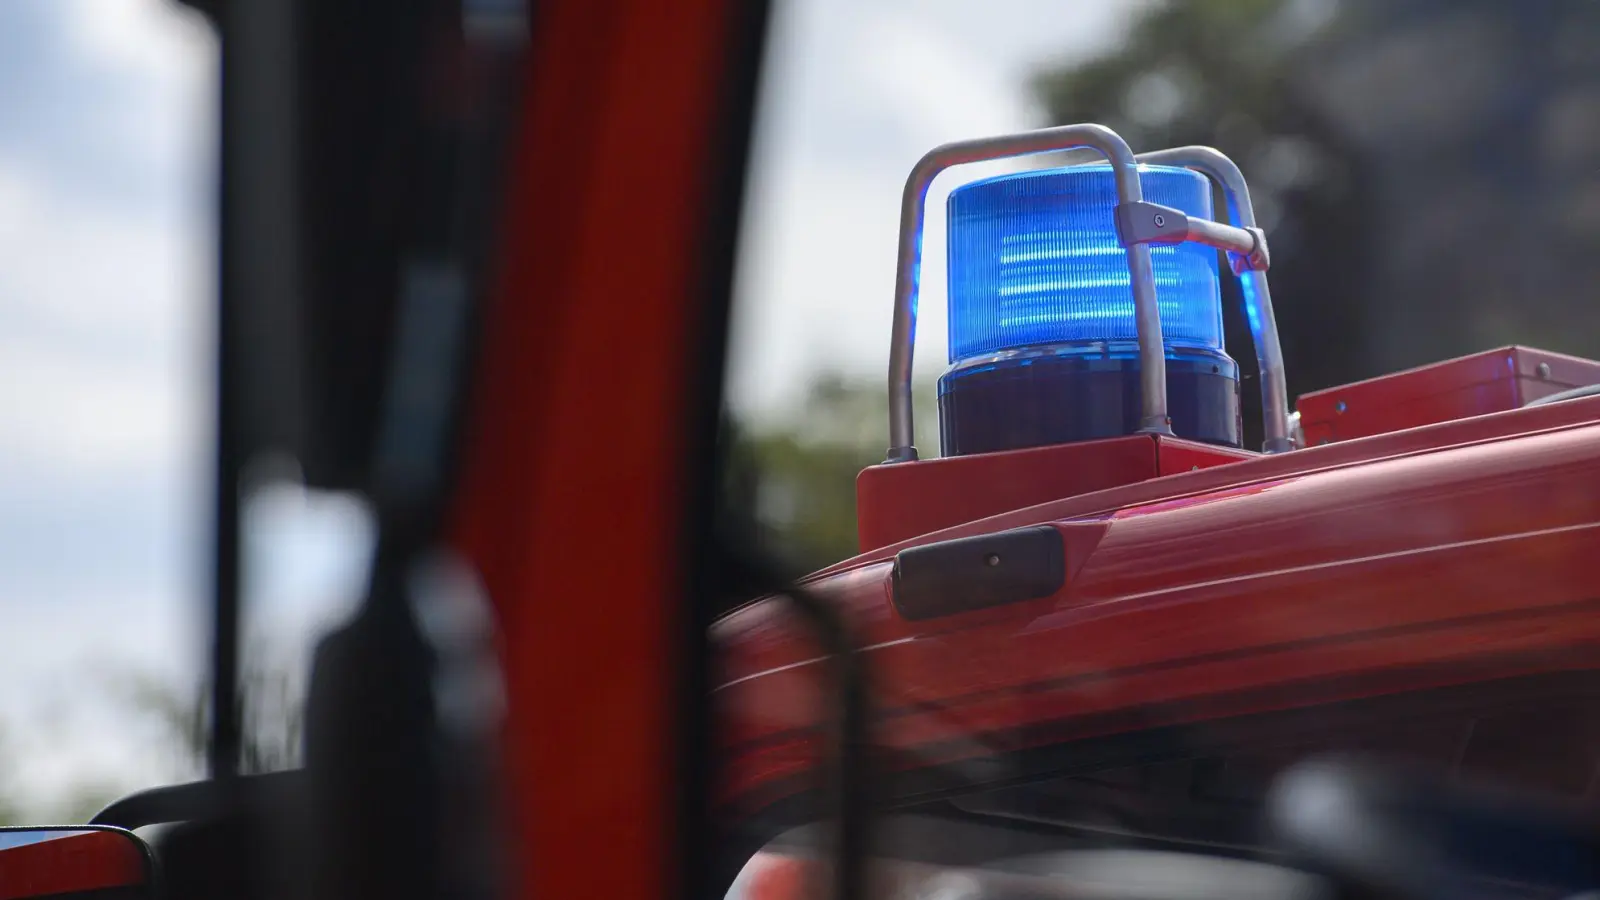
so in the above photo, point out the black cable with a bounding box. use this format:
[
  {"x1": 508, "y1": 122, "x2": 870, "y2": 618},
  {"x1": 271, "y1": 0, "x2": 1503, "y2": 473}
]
[
  {"x1": 718, "y1": 537, "x2": 872, "y2": 900},
  {"x1": 781, "y1": 582, "x2": 872, "y2": 900}
]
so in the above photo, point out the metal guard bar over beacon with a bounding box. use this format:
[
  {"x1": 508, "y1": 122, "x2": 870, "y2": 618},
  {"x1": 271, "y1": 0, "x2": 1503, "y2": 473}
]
[{"x1": 883, "y1": 124, "x2": 1292, "y2": 462}]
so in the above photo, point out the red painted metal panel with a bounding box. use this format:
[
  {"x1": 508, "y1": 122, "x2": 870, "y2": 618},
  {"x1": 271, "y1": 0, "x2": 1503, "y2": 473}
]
[
  {"x1": 856, "y1": 435, "x2": 1253, "y2": 553},
  {"x1": 856, "y1": 435, "x2": 1155, "y2": 552},
  {"x1": 1156, "y1": 438, "x2": 1256, "y2": 477},
  {"x1": 715, "y1": 417, "x2": 1600, "y2": 819},
  {"x1": 822, "y1": 389, "x2": 1600, "y2": 577},
  {"x1": 447, "y1": 3, "x2": 745, "y2": 899},
  {"x1": 1297, "y1": 346, "x2": 1600, "y2": 444},
  {"x1": 0, "y1": 832, "x2": 146, "y2": 900}
]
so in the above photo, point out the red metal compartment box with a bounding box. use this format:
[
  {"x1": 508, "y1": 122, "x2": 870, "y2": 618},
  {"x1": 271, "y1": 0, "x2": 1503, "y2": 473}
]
[
  {"x1": 1296, "y1": 346, "x2": 1600, "y2": 446},
  {"x1": 856, "y1": 434, "x2": 1253, "y2": 552}
]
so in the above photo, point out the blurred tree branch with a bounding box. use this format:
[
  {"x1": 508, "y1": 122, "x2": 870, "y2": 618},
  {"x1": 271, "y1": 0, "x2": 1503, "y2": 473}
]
[{"x1": 104, "y1": 645, "x2": 305, "y2": 781}]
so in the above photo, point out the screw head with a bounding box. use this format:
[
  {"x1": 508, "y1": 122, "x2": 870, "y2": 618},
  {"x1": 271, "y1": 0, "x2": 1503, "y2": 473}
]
[
  {"x1": 985, "y1": 553, "x2": 1001, "y2": 567},
  {"x1": 1153, "y1": 213, "x2": 1166, "y2": 227},
  {"x1": 1537, "y1": 362, "x2": 1552, "y2": 379},
  {"x1": 1335, "y1": 400, "x2": 1347, "y2": 414}
]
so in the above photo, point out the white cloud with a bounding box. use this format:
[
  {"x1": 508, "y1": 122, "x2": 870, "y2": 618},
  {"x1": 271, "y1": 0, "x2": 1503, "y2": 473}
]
[
  {"x1": 62, "y1": 0, "x2": 211, "y2": 85},
  {"x1": 58, "y1": 0, "x2": 217, "y2": 179},
  {"x1": 0, "y1": 155, "x2": 195, "y2": 327},
  {"x1": 853, "y1": 7, "x2": 1036, "y2": 148},
  {"x1": 0, "y1": 0, "x2": 214, "y2": 476},
  {"x1": 0, "y1": 336, "x2": 191, "y2": 471},
  {"x1": 0, "y1": 151, "x2": 207, "y2": 472}
]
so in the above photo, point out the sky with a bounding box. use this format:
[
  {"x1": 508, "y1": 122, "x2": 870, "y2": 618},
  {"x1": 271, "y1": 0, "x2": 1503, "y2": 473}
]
[
  {"x1": 0, "y1": 0, "x2": 216, "y2": 812},
  {"x1": 0, "y1": 0, "x2": 1138, "y2": 817}
]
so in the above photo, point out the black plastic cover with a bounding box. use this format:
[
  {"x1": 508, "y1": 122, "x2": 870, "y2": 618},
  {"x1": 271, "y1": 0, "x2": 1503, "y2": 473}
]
[
  {"x1": 938, "y1": 350, "x2": 1241, "y2": 457},
  {"x1": 891, "y1": 526, "x2": 1065, "y2": 621}
]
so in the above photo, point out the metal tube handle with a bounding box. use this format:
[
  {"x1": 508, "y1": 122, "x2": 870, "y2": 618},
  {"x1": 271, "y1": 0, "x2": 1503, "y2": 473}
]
[
  {"x1": 1135, "y1": 146, "x2": 1293, "y2": 453},
  {"x1": 884, "y1": 124, "x2": 1172, "y2": 464}
]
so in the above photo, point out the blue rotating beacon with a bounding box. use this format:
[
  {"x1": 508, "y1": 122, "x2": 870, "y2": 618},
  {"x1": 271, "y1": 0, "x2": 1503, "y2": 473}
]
[
  {"x1": 939, "y1": 162, "x2": 1238, "y2": 456},
  {"x1": 881, "y1": 124, "x2": 1291, "y2": 465}
]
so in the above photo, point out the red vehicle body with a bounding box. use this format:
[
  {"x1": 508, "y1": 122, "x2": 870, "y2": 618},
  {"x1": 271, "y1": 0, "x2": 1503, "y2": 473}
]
[
  {"x1": 0, "y1": 831, "x2": 148, "y2": 900},
  {"x1": 712, "y1": 346, "x2": 1600, "y2": 869}
]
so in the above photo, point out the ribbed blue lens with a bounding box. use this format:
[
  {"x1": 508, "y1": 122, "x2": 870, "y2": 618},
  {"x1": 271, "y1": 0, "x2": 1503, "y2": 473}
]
[{"x1": 946, "y1": 163, "x2": 1221, "y2": 363}]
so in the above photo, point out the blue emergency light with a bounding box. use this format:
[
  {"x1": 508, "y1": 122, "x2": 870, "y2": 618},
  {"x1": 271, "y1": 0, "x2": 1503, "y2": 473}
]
[
  {"x1": 937, "y1": 163, "x2": 1240, "y2": 456},
  {"x1": 882, "y1": 125, "x2": 1290, "y2": 464}
]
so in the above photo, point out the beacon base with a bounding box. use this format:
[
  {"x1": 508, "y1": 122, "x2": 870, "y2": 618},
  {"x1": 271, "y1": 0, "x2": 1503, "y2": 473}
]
[{"x1": 938, "y1": 347, "x2": 1241, "y2": 457}]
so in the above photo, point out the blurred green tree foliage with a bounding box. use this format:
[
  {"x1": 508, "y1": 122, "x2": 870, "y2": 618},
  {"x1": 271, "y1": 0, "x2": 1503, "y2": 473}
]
[{"x1": 725, "y1": 373, "x2": 937, "y2": 576}]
